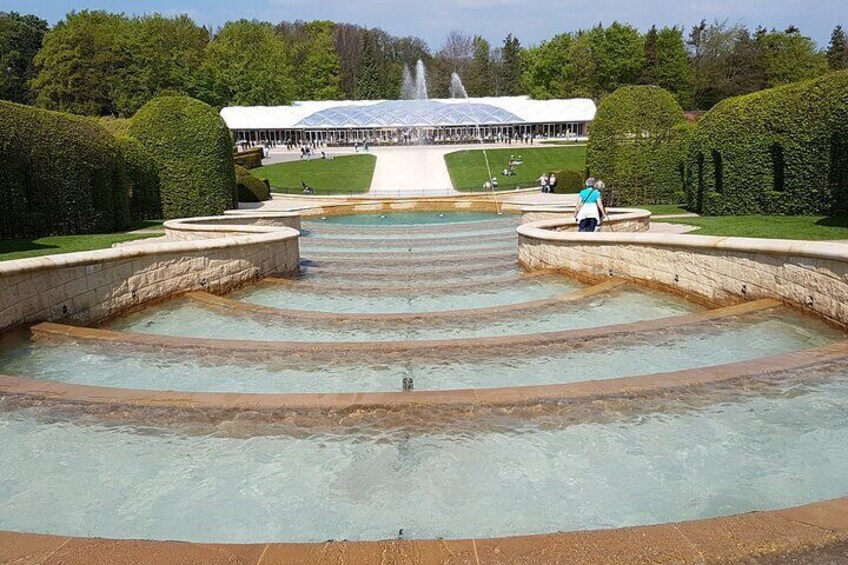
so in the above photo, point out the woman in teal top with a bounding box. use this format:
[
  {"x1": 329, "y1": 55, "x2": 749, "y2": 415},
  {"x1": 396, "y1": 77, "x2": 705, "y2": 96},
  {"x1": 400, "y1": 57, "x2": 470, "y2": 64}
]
[{"x1": 575, "y1": 179, "x2": 608, "y2": 232}]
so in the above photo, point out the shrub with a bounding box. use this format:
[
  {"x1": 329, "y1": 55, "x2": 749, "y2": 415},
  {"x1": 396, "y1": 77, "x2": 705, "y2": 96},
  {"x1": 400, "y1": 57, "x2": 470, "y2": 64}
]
[
  {"x1": 587, "y1": 85, "x2": 689, "y2": 206},
  {"x1": 687, "y1": 71, "x2": 848, "y2": 215},
  {"x1": 128, "y1": 96, "x2": 236, "y2": 219},
  {"x1": 0, "y1": 100, "x2": 130, "y2": 239},
  {"x1": 233, "y1": 148, "x2": 264, "y2": 169},
  {"x1": 235, "y1": 165, "x2": 271, "y2": 202},
  {"x1": 551, "y1": 169, "x2": 585, "y2": 193},
  {"x1": 117, "y1": 136, "x2": 162, "y2": 220}
]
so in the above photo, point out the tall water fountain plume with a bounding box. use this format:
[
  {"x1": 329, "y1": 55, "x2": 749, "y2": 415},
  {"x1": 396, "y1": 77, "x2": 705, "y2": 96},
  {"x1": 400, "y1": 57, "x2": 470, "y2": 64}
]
[
  {"x1": 449, "y1": 73, "x2": 468, "y2": 99},
  {"x1": 401, "y1": 66, "x2": 415, "y2": 100},
  {"x1": 414, "y1": 59, "x2": 428, "y2": 100}
]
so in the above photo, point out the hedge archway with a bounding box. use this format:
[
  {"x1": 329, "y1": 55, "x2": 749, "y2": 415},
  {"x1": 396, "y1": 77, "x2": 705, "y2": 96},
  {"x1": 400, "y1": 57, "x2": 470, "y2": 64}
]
[
  {"x1": 687, "y1": 70, "x2": 848, "y2": 215},
  {"x1": 586, "y1": 85, "x2": 689, "y2": 206}
]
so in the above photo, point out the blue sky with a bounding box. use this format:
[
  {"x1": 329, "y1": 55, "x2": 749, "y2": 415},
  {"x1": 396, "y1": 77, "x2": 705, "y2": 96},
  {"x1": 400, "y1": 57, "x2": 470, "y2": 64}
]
[{"x1": 4, "y1": 0, "x2": 845, "y2": 48}]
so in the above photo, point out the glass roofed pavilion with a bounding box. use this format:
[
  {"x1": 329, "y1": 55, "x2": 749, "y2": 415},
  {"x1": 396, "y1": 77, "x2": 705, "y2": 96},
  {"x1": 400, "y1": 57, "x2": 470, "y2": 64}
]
[{"x1": 221, "y1": 96, "x2": 596, "y2": 146}]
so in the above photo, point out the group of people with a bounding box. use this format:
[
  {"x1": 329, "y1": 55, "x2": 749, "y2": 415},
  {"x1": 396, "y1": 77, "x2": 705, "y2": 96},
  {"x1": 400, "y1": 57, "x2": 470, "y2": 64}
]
[
  {"x1": 537, "y1": 172, "x2": 559, "y2": 193},
  {"x1": 574, "y1": 177, "x2": 608, "y2": 232},
  {"x1": 502, "y1": 155, "x2": 523, "y2": 176}
]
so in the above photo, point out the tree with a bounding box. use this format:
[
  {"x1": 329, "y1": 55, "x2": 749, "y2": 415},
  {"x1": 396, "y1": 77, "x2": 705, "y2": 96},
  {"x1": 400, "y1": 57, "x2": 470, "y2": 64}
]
[
  {"x1": 827, "y1": 25, "x2": 848, "y2": 70},
  {"x1": 589, "y1": 22, "x2": 644, "y2": 98},
  {"x1": 465, "y1": 36, "x2": 492, "y2": 97},
  {"x1": 500, "y1": 33, "x2": 523, "y2": 96},
  {"x1": 291, "y1": 21, "x2": 344, "y2": 100},
  {"x1": 204, "y1": 20, "x2": 294, "y2": 106},
  {"x1": 0, "y1": 12, "x2": 48, "y2": 104},
  {"x1": 30, "y1": 10, "x2": 132, "y2": 116},
  {"x1": 757, "y1": 27, "x2": 827, "y2": 87},
  {"x1": 333, "y1": 23, "x2": 364, "y2": 98},
  {"x1": 111, "y1": 14, "x2": 210, "y2": 116},
  {"x1": 355, "y1": 29, "x2": 382, "y2": 99},
  {"x1": 640, "y1": 26, "x2": 693, "y2": 108}
]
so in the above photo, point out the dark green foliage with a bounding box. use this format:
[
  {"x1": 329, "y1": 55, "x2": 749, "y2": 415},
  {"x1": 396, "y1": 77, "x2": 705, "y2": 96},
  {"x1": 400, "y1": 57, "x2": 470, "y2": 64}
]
[
  {"x1": 687, "y1": 71, "x2": 848, "y2": 216},
  {"x1": 0, "y1": 12, "x2": 48, "y2": 104},
  {"x1": 235, "y1": 165, "x2": 271, "y2": 202},
  {"x1": 499, "y1": 34, "x2": 523, "y2": 96},
  {"x1": 587, "y1": 86, "x2": 689, "y2": 205},
  {"x1": 117, "y1": 136, "x2": 162, "y2": 220},
  {"x1": 551, "y1": 170, "x2": 585, "y2": 193},
  {"x1": 827, "y1": 26, "x2": 848, "y2": 71},
  {"x1": 0, "y1": 100, "x2": 130, "y2": 239},
  {"x1": 129, "y1": 96, "x2": 236, "y2": 219},
  {"x1": 355, "y1": 30, "x2": 382, "y2": 100},
  {"x1": 233, "y1": 148, "x2": 264, "y2": 169}
]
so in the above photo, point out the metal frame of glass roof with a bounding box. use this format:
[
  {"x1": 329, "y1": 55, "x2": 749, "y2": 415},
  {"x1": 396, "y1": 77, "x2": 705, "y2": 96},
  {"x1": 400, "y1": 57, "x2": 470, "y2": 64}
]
[{"x1": 295, "y1": 100, "x2": 524, "y2": 128}]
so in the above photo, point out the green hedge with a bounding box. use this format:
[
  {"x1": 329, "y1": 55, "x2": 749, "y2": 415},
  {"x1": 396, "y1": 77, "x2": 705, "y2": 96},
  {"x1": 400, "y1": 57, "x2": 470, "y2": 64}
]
[
  {"x1": 551, "y1": 169, "x2": 585, "y2": 193},
  {"x1": 688, "y1": 70, "x2": 848, "y2": 215},
  {"x1": 587, "y1": 85, "x2": 689, "y2": 206},
  {"x1": 0, "y1": 100, "x2": 130, "y2": 239},
  {"x1": 117, "y1": 136, "x2": 162, "y2": 220},
  {"x1": 233, "y1": 148, "x2": 264, "y2": 169},
  {"x1": 128, "y1": 96, "x2": 236, "y2": 219},
  {"x1": 235, "y1": 165, "x2": 271, "y2": 202}
]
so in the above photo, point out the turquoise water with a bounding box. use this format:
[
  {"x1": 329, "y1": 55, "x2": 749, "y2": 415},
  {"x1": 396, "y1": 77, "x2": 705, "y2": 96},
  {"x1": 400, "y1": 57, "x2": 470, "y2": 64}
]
[
  {"x1": 109, "y1": 288, "x2": 697, "y2": 342},
  {"x1": 1, "y1": 376, "x2": 847, "y2": 542},
  {"x1": 312, "y1": 211, "x2": 504, "y2": 226},
  {"x1": 3, "y1": 313, "x2": 838, "y2": 393}
]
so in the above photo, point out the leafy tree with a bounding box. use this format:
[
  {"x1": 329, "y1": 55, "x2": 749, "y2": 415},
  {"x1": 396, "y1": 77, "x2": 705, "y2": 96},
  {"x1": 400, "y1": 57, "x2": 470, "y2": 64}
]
[
  {"x1": 826, "y1": 25, "x2": 848, "y2": 70},
  {"x1": 589, "y1": 22, "x2": 644, "y2": 98},
  {"x1": 282, "y1": 21, "x2": 344, "y2": 100},
  {"x1": 30, "y1": 10, "x2": 132, "y2": 116},
  {"x1": 112, "y1": 14, "x2": 210, "y2": 116},
  {"x1": 640, "y1": 26, "x2": 693, "y2": 108},
  {"x1": 355, "y1": 29, "x2": 382, "y2": 99},
  {"x1": 0, "y1": 12, "x2": 48, "y2": 104},
  {"x1": 466, "y1": 36, "x2": 492, "y2": 97},
  {"x1": 499, "y1": 33, "x2": 523, "y2": 95},
  {"x1": 204, "y1": 20, "x2": 293, "y2": 106},
  {"x1": 757, "y1": 26, "x2": 827, "y2": 87}
]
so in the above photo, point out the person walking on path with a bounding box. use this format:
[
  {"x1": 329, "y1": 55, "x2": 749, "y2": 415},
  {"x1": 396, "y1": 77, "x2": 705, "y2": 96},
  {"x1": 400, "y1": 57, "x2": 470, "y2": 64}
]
[
  {"x1": 575, "y1": 178, "x2": 608, "y2": 232},
  {"x1": 548, "y1": 173, "x2": 558, "y2": 194},
  {"x1": 538, "y1": 173, "x2": 549, "y2": 193}
]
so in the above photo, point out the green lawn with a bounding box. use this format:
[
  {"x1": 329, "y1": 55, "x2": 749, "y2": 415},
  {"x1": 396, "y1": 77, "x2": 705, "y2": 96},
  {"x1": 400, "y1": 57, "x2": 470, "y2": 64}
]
[
  {"x1": 253, "y1": 154, "x2": 376, "y2": 194},
  {"x1": 0, "y1": 232, "x2": 162, "y2": 261},
  {"x1": 654, "y1": 215, "x2": 848, "y2": 240},
  {"x1": 444, "y1": 146, "x2": 586, "y2": 191}
]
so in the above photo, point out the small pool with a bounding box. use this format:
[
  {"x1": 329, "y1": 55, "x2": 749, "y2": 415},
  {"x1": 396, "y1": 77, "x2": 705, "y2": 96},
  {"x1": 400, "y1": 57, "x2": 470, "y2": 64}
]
[{"x1": 312, "y1": 211, "x2": 505, "y2": 226}]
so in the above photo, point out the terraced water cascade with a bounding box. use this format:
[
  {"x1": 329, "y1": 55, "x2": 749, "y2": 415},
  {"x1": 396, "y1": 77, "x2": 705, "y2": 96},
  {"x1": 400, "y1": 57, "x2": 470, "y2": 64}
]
[{"x1": 1, "y1": 209, "x2": 848, "y2": 555}]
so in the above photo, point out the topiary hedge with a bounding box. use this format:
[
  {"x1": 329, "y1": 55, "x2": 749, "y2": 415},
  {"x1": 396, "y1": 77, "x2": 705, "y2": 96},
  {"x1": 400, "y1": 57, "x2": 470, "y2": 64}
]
[
  {"x1": 0, "y1": 100, "x2": 131, "y2": 239},
  {"x1": 235, "y1": 165, "x2": 271, "y2": 202},
  {"x1": 233, "y1": 148, "x2": 264, "y2": 169},
  {"x1": 551, "y1": 169, "x2": 585, "y2": 193},
  {"x1": 117, "y1": 136, "x2": 162, "y2": 221},
  {"x1": 128, "y1": 96, "x2": 237, "y2": 219},
  {"x1": 587, "y1": 85, "x2": 689, "y2": 206},
  {"x1": 687, "y1": 70, "x2": 848, "y2": 216}
]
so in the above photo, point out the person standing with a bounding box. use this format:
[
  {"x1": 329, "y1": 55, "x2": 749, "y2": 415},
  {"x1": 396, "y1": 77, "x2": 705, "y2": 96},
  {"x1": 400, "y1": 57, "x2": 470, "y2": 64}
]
[
  {"x1": 575, "y1": 179, "x2": 608, "y2": 232},
  {"x1": 548, "y1": 173, "x2": 558, "y2": 194},
  {"x1": 537, "y1": 173, "x2": 549, "y2": 193}
]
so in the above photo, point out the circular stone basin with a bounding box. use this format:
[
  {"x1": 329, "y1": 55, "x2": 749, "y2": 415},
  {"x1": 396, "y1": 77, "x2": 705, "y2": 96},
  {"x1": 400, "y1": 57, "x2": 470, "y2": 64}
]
[{"x1": 312, "y1": 211, "x2": 505, "y2": 226}]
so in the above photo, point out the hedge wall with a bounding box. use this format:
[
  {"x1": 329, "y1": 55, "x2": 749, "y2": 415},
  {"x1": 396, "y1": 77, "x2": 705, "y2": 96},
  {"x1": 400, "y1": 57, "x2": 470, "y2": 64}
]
[
  {"x1": 551, "y1": 169, "x2": 585, "y2": 194},
  {"x1": 0, "y1": 101, "x2": 131, "y2": 239},
  {"x1": 117, "y1": 136, "x2": 162, "y2": 221},
  {"x1": 687, "y1": 70, "x2": 848, "y2": 215},
  {"x1": 587, "y1": 86, "x2": 689, "y2": 206},
  {"x1": 235, "y1": 165, "x2": 271, "y2": 202},
  {"x1": 233, "y1": 148, "x2": 264, "y2": 169},
  {"x1": 128, "y1": 96, "x2": 237, "y2": 219}
]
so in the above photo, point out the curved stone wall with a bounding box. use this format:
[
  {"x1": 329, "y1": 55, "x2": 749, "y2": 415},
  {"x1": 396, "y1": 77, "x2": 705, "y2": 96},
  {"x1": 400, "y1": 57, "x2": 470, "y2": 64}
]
[
  {"x1": 520, "y1": 207, "x2": 651, "y2": 231},
  {"x1": 0, "y1": 217, "x2": 300, "y2": 332},
  {"x1": 163, "y1": 212, "x2": 301, "y2": 240},
  {"x1": 518, "y1": 221, "x2": 848, "y2": 326}
]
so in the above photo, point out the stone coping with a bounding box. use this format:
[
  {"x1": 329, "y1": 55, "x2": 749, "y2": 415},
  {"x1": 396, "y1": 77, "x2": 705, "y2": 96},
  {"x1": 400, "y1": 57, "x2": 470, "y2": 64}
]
[
  {"x1": 163, "y1": 212, "x2": 301, "y2": 235},
  {"x1": 517, "y1": 222, "x2": 848, "y2": 261},
  {"x1": 248, "y1": 187, "x2": 540, "y2": 202},
  {"x1": 301, "y1": 250, "x2": 517, "y2": 266},
  {"x1": 3, "y1": 494, "x2": 846, "y2": 564},
  {"x1": 301, "y1": 231, "x2": 517, "y2": 247},
  {"x1": 0, "y1": 226, "x2": 300, "y2": 277},
  {"x1": 30, "y1": 299, "x2": 781, "y2": 361},
  {"x1": 519, "y1": 207, "x2": 651, "y2": 228},
  {"x1": 1, "y1": 339, "x2": 844, "y2": 413},
  {"x1": 187, "y1": 279, "x2": 628, "y2": 323}
]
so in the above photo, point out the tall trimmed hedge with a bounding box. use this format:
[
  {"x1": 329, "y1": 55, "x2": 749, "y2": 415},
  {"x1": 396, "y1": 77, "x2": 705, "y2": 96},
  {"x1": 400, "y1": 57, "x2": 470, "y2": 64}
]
[
  {"x1": 687, "y1": 71, "x2": 848, "y2": 215},
  {"x1": 128, "y1": 96, "x2": 237, "y2": 219},
  {"x1": 235, "y1": 165, "x2": 271, "y2": 202},
  {"x1": 0, "y1": 100, "x2": 130, "y2": 239},
  {"x1": 117, "y1": 136, "x2": 162, "y2": 221},
  {"x1": 587, "y1": 86, "x2": 689, "y2": 206}
]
